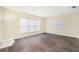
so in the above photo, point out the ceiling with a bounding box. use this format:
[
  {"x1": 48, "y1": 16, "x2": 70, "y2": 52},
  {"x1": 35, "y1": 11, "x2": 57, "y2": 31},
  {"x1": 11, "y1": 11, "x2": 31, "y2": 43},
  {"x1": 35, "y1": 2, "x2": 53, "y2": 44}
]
[{"x1": 4, "y1": 6, "x2": 79, "y2": 17}]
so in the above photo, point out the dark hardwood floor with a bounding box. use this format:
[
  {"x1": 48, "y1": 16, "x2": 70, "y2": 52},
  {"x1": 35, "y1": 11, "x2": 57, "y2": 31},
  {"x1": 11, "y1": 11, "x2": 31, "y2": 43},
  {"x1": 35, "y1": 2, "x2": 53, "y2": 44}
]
[{"x1": 0, "y1": 33, "x2": 79, "y2": 52}]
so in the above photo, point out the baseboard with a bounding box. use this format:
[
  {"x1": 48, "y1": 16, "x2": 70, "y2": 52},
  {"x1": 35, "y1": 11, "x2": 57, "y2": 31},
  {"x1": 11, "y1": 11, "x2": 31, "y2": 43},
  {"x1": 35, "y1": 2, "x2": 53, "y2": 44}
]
[
  {"x1": 13, "y1": 32, "x2": 44, "y2": 40},
  {"x1": 0, "y1": 32, "x2": 44, "y2": 49},
  {"x1": 0, "y1": 39, "x2": 15, "y2": 49},
  {"x1": 46, "y1": 32, "x2": 79, "y2": 39},
  {"x1": 0, "y1": 32, "x2": 78, "y2": 49}
]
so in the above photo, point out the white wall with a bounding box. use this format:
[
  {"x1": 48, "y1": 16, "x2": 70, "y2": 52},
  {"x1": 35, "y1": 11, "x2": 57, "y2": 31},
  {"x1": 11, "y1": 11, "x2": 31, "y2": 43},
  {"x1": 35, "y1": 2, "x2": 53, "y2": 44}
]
[
  {"x1": 1, "y1": 7, "x2": 79, "y2": 42},
  {"x1": 46, "y1": 11, "x2": 79, "y2": 38},
  {"x1": 0, "y1": 7, "x2": 2, "y2": 41},
  {"x1": 1, "y1": 7, "x2": 45, "y2": 42}
]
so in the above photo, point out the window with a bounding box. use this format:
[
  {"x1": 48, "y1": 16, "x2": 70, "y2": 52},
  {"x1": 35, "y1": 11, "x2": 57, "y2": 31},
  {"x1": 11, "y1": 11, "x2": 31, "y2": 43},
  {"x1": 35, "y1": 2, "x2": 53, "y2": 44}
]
[
  {"x1": 29, "y1": 20, "x2": 36, "y2": 32},
  {"x1": 35, "y1": 20, "x2": 40, "y2": 31},
  {"x1": 29, "y1": 20, "x2": 40, "y2": 32},
  {"x1": 20, "y1": 18, "x2": 41, "y2": 33},
  {"x1": 20, "y1": 18, "x2": 29, "y2": 33},
  {"x1": 50, "y1": 20, "x2": 64, "y2": 29}
]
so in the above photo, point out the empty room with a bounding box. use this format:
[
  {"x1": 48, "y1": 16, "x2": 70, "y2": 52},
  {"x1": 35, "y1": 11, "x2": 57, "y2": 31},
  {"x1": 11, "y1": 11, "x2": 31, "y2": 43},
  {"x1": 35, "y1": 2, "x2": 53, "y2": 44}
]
[{"x1": 0, "y1": 6, "x2": 79, "y2": 52}]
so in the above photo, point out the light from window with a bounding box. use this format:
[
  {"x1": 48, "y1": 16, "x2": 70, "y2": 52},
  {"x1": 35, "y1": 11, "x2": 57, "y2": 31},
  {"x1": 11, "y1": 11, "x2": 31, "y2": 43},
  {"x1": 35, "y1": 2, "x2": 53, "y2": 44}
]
[
  {"x1": 20, "y1": 18, "x2": 41, "y2": 33},
  {"x1": 35, "y1": 20, "x2": 40, "y2": 31},
  {"x1": 20, "y1": 18, "x2": 29, "y2": 33}
]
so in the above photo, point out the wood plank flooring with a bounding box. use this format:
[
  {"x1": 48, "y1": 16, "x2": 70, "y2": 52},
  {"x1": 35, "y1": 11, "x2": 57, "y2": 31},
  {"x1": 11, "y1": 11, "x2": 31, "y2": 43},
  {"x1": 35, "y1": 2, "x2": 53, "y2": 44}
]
[{"x1": 0, "y1": 33, "x2": 79, "y2": 52}]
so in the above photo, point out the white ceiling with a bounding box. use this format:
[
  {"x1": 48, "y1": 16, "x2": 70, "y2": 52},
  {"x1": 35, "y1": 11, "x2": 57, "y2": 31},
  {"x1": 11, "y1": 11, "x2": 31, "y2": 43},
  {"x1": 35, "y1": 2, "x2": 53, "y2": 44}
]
[{"x1": 4, "y1": 6, "x2": 79, "y2": 17}]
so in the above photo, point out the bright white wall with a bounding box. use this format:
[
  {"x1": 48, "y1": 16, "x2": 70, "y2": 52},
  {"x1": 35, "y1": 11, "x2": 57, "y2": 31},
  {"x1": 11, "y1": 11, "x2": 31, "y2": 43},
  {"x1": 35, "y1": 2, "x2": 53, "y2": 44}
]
[
  {"x1": 1, "y1": 7, "x2": 79, "y2": 42},
  {"x1": 46, "y1": 11, "x2": 79, "y2": 38},
  {"x1": 0, "y1": 7, "x2": 2, "y2": 41},
  {"x1": 0, "y1": 7, "x2": 45, "y2": 42},
  {"x1": 4, "y1": 6, "x2": 79, "y2": 17}
]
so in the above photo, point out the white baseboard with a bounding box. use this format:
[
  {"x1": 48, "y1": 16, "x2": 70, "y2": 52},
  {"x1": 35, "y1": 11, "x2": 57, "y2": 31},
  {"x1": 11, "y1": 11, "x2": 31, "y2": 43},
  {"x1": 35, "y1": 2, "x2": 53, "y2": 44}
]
[
  {"x1": 0, "y1": 39, "x2": 15, "y2": 49},
  {"x1": 46, "y1": 32, "x2": 79, "y2": 39},
  {"x1": 12, "y1": 32, "x2": 44, "y2": 40},
  {"x1": 2, "y1": 32, "x2": 77, "y2": 49},
  {"x1": 0, "y1": 32, "x2": 44, "y2": 49}
]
